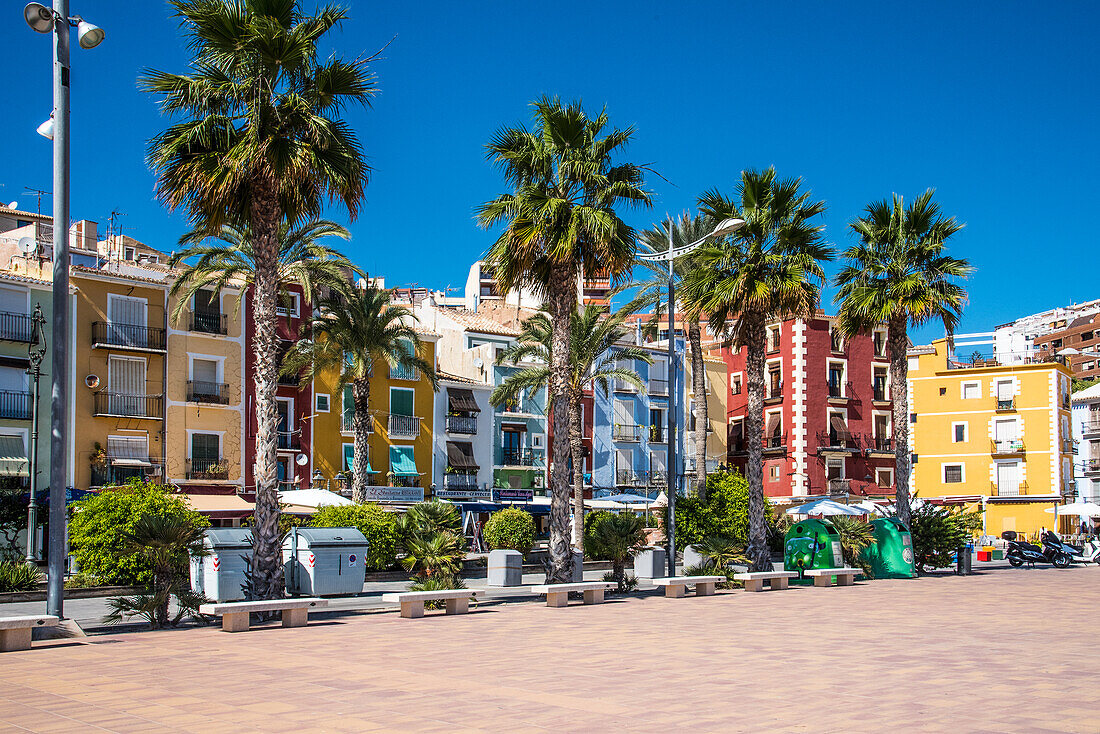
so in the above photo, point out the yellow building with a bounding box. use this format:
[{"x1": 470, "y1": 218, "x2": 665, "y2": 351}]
[
  {"x1": 908, "y1": 339, "x2": 1075, "y2": 538},
  {"x1": 684, "y1": 354, "x2": 729, "y2": 482},
  {"x1": 311, "y1": 333, "x2": 439, "y2": 503}
]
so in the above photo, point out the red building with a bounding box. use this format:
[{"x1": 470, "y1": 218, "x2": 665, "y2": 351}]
[
  {"x1": 721, "y1": 314, "x2": 896, "y2": 500},
  {"x1": 243, "y1": 284, "x2": 313, "y2": 497}
]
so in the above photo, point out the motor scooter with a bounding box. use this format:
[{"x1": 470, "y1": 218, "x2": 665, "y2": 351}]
[
  {"x1": 1006, "y1": 538, "x2": 1048, "y2": 567},
  {"x1": 1040, "y1": 530, "x2": 1092, "y2": 567}
]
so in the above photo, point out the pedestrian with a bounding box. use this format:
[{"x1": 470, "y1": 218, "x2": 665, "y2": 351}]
[{"x1": 1082, "y1": 520, "x2": 1089, "y2": 536}]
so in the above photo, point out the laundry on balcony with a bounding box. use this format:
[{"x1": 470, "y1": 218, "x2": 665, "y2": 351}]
[
  {"x1": 446, "y1": 441, "x2": 479, "y2": 471},
  {"x1": 447, "y1": 388, "x2": 480, "y2": 413},
  {"x1": 0, "y1": 435, "x2": 28, "y2": 477}
]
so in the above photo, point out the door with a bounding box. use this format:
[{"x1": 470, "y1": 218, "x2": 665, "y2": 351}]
[
  {"x1": 108, "y1": 357, "x2": 146, "y2": 416},
  {"x1": 108, "y1": 294, "x2": 148, "y2": 347},
  {"x1": 276, "y1": 398, "x2": 293, "y2": 449},
  {"x1": 616, "y1": 449, "x2": 633, "y2": 483},
  {"x1": 997, "y1": 462, "x2": 1020, "y2": 496},
  {"x1": 192, "y1": 358, "x2": 219, "y2": 401},
  {"x1": 191, "y1": 433, "x2": 221, "y2": 474},
  {"x1": 614, "y1": 398, "x2": 634, "y2": 439},
  {"x1": 994, "y1": 419, "x2": 1018, "y2": 451},
  {"x1": 502, "y1": 428, "x2": 521, "y2": 464},
  {"x1": 650, "y1": 449, "x2": 667, "y2": 482},
  {"x1": 996, "y1": 380, "x2": 1013, "y2": 404}
]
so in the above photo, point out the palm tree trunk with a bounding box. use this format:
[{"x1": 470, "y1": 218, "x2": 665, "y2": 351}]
[
  {"x1": 743, "y1": 311, "x2": 771, "y2": 571},
  {"x1": 352, "y1": 377, "x2": 372, "y2": 503},
  {"x1": 248, "y1": 181, "x2": 284, "y2": 600},
  {"x1": 545, "y1": 262, "x2": 576, "y2": 583},
  {"x1": 154, "y1": 565, "x2": 170, "y2": 628},
  {"x1": 570, "y1": 387, "x2": 585, "y2": 552},
  {"x1": 888, "y1": 315, "x2": 912, "y2": 527},
  {"x1": 688, "y1": 319, "x2": 709, "y2": 501}
]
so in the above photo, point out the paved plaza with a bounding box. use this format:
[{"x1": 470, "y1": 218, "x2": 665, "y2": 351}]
[{"x1": 1, "y1": 565, "x2": 1098, "y2": 733}]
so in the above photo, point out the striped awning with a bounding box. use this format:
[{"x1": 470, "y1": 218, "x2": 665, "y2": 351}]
[{"x1": 0, "y1": 435, "x2": 28, "y2": 477}]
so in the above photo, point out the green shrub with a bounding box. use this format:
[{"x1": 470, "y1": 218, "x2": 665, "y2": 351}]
[
  {"x1": 587, "y1": 513, "x2": 646, "y2": 591},
  {"x1": 396, "y1": 501, "x2": 462, "y2": 547},
  {"x1": 64, "y1": 572, "x2": 102, "y2": 589},
  {"x1": 311, "y1": 503, "x2": 399, "y2": 571},
  {"x1": 672, "y1": 469, "x2": 773, "y2": 548},
  {"x1": 683, "y1": 561, "x2": 742, "y2": 589},
  {"x1": 601, "y1": 570, "x2": 638, "y2": 592},
  {"x1": 583, "y1": 510, "x2": 616, "y2": 557},
  {"x1": 909, "y1": 504, "x2": 982, "y2": 573},
  {"x1": 483, "y1": 508, "x2": 535, "y2": 554},
  {"x1": 0, "y1": 560, "x2": 41, "y2": 592},
  {"x1": 69, "y1": 480, "x2": 209, "y2": 587}
]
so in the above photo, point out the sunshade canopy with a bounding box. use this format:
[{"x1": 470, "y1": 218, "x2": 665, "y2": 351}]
[
  {"x1": 390, "y1": 446, "x2": 418, "y2": 476},
  {"x1": 786, "y1": 497, "x2": 868, "y2": 516},
  {"x1": 447, "y1": 388, "x2": 480, "y2": 413},
  {"x1": 446, "y1": 441, "x2": 478, "y2": 470},
  {"x1": 108, "y1": 435, "x2": 150, "y2": 466},
  {"x1": 1045, "y1": 502, "x2": 1100, "y2": 517},
  {"x1": 0, "y1": 435, "x2": 27, "y2": 477}
]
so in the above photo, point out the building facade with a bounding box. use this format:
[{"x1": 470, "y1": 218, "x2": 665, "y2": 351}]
[
  {"x1": 908, "y1": 339, "x2": 1075, "y2": 537},
  {"x1": 1071, "y1": 382, "x2": 1100, "y2": 503},
  {"x1": 432, "y1": 373, "x2": 494, "y2": 501},
  {"x1": 720, "y1": 315, "x2": 897, "y2": 500},
  {"x1": 992, "y1": 298, "x2": 1100, "y2": 379}
]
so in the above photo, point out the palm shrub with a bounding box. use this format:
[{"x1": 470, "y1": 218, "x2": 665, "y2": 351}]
[
  {"x1": 113, "y1": 513, "x2": 208, "y2": 628},
  {"x1": 835, "y1": 190, "x2": 970, "y2": 526},
  {"x1": 683, "y1": 168, "x2": 832, "y2": 570},
  {"x1": 0, "y1": 560, "x2": 41, "y2": 592},
  {"x1": 400, "y1": 531, "x2": 465, "y2": 580},
  {"x1": 829, "y1": 517, "x2": 876, "y2": 576},
  {"x1": 396, "y1": 501, "x2": 462, "y2": 546},
  {"x1": 692, "y1": 535, "x2": 748, "y2": 568},
  {"x1": 483, "y1": 508, "x2": 536, "y2": 555},
  {"x1": 477, "y1": 97, "x2": 650, "y2": 583},
  {"x1": 143, "y1": 0, "x2": 375, "y2": 599},
  {"x1": 587, "y1": 513, "x2": 646, "y2": 592},
  {"x1": 310, "y1": 503, "x2": 399, "y2": 571}
]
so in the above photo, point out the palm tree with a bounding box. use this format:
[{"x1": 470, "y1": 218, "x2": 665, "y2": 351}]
[
  {"x1": 835, "y1": 190, "x2": 970, "y2": 526},
  {"x1": 143, "y1": 0, "x2": 374, "y2": 599},
  {"x1": 490, "y1": 303, "x2": 653, "y2": 552},
  {"x1": 587, "y1": 512, "x2": 646, "y2": 591},
  {"x1": 682, "y1": 168, "x2": 832, "y2": 571},
  {"x1": 638, "y1": 212, "x2": 718, "y2": 500},
  {"x1": 282, "y1": 285, "x2": 437, "y2": 501},
  {"x1": 118, "y1": 514, "x2": 207, "y2": 629},
  {"x1": 476, "y1": 97, "x2": 650, "y2": 582},
  {"x1": 168, "y1": 219, "x2": 357, "y2": 599}
]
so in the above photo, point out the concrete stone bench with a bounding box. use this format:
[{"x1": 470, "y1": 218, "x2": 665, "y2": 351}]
[
  {"x1": 530, "y1": 581, "x2": 615, "y2": 607},
  {"x1": 650, "y1": 576, "x2": 725, "y2": 598},
  {"x1": 734, "y1": 571, "x2": 799, "y2": 592},
  {"x1": 0, "y1": 615, "x2": 58, "y2": 652},
  {"x1": 198, "y1": 598, "x2": 327, "y2": 632},
  {"x1": 381, "y1": 589, "x2": 484, "y2": 619},
  {"x1": 804, "y1": 568, "x2": 860, "y2": 587}
]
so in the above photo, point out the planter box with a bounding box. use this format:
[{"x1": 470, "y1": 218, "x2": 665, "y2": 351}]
[{"x1": 976, "y1": 550, "x2": 992, "y2": 562}]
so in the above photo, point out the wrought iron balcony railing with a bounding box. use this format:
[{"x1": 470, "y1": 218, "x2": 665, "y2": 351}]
[
  {"x1": 616, "y1": 469, "x2": 651, "y2": 486},
  {"x1": 188, "y1": 309, "x2": 227, "y2": 335},
  {"x1": 992, "y1": 439, "x2": 1025, "y2": 455},
  {"x1": 91, "y1": 459, "x2": 163, "y2": 487},
  {"x1": 186, "y1": 457, "x2": 230, "y2": 480},
  {"x1": 277, "y1": 430, "x2": 301, "y2": 451},
  {"x1": 93, "y1": 392, "x2": 163, "y2": 419},
  {"x1": 187, "y1": 380, "x2": 229, "y2": 405},
  {"x1": 342, "y1": 413, "x2": 374, "y2": 433},
  {"x1": 388, "y1": 414, "x2": 421, "y2": 438},
  {"x1": 996, "y1": 397, "x2": 1016, "y2": 411},
  {"x1": 389, "y1": 363, "x2": 419, "y2": 381},
  {"x1": 0, "y1": 311, "x2": 34, "y2": 342},
  {"x1": 828, "y1": 478, "x2": 851, "y2": 494},
  {"x1": 91, "y1": 321, "x2": 167, "y2": 352},
  {"x1": 498, "y1": 448, "x2": 541, "y2": 467},
  {"x1": 867, "y1": 436, "x2": 893, "y2": 453},
  {"x1": 446, "y1": 414, "x2": 477, "y2": 434},
  {"x1": 0, "y1": 390, "x2": 33, "y2": 420},
  {"x1": 649, "y1": 378, "x2": 669, "y2": 396},
  {"x1": 763, "y1": 434, "x2": 787, "y2": 451},
  {"x1": 443, "y1": 472, "x2": 479, "y2": 490},
  {"x1": 613, "y1": 424, "x2": 642, "y2": 442},
  {"x1": 817, "y1": 431, "x2": 856, "y2": 450}
]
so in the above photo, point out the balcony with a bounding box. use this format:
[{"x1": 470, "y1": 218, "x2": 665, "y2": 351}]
[
  {"x1": 277, "y1": 370, "x2": 301, "y2": 387},
  {"x1": 763, "y1": 434, "x2": 787, "y2": 453},
  {"x1": 388, "y1": 414, "x2": 421, "y2": 439},
  {"x1": 1084, "y1": 458, "x2": 1100, "y2": 475},
  {"x1": 0, "y1": 390, "x2": 33, "y2": 420},
  {"x1": 827, "y1": 381, "x2": 854, "y2": 402},
  {"x1": 613, "y1": 378, "x2": 638, "y2": 393},
  {"x1": 649, "y1": 426, "x2": 665, "y2": 443},
  {"x1": 186, "y1": 457, "x2": 230, "y2": 480},
  {"x1": 616, "y1": 469, "x2": 651, "y2": 487},
  {"x1": 93, "y1": 392, "x2": 163, "y2": 419},
  {"x1": 649, "y1": 378, "x2": 669, "y2": 396},
  {"x1": 1082, "y1": 420, "x2": 1100, "y2": 436},
  {"x1": 764, "y1": 382, "x2": 784, "y2": 405},
  {"x1": 991, "y1": 439, "x2": 1025, "y2": 456},
  {"x1": 443, "y1": 472, "x2": 479, "y2": 491},
  {"x1": 187, "y1": 380, "x2": 230, "y2": 405},
  {"x1": 188, "y1": 309, "x2": 227, "y2": 335},
  {"x1": 613, "y1": 424, "x2": 642, "y2": 442},
  {"x1": 277, "y1": 430, "x2": 301, "y2": 451},
  {"x1": 498, "y1": 448, "x2": 541, "y2": 467},
  {"x1": 992, "y1": 480, "x2": 1028, "y2": 498},
  {"x1": 995, "y1": 397, "x2": 1016, "y2": 412},
  {"x1": 0, "y1": 311, "x2": 35, "y2": 343},
  {"x1": 872, "y1": 385, "x2": 890, "y2": 403},
  {"x1": 866, "y1": 436, "x2": 893, "y2": 455},
  {"x1": 389, "y1": 363, "x2": 419, "y2": 381},
  {"x1": 91, "y1": 460, "x2": 163, "y2": 487},
  {"x1": 91, "y1": 322, "x2": 167, "y2": 353},
  {"x1": 828, "y1": 478, "x2": 852, "y2": 494},
  {"x1": 446, "y1": 414, "x2": 477, "y2": 434},
  {"x1": 817, "y1": 432, "x2": 858, "y2": 453},
  {"x1": 341, "y1": 413, "x2": 374, "y2": 433}
]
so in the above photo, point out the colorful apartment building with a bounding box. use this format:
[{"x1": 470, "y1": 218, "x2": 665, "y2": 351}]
[
  {"x1": 1071, "y1": 382, "x2": 1100, "y2": 503},
  {"x1": 432, "y1": 373, "x2": 494, "y2": 500},
  {"x1": 685, "y1": 354, "x2": 729, "y2": 482},
  {"x1": 310, "y1": 331, "x2": 439, "y2": 503},
  {"x1": 720, "y1": 315, "x2": 897, "y2": 500},
  {"x1": 908, "y1": 338, "x2": 1075, "y2": 537}
]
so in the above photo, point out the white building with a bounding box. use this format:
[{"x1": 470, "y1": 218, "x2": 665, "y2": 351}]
[
  {"x1": 1071, "y1": 382, "x2": 1100, "y2": 502},
  {"x1": 432, "y1": 373, "x2": 494, "y2": 501},
  {"x1": 994, "y1": 300, "x2": 1100, "y2": 365}
]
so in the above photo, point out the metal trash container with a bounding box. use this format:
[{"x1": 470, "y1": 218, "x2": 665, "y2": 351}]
[
  {"x1": 191, "y1": 528, "x2": 253, "y2": 602},
  {"x1": 571, "y1": 550, "x2": 584, "y2": 582},
  {"x1": 283, "y1": 527, "x2": 369, "y2": 596},
  {"x1": 784, "y1": 518, "x2": 843, "y2": 576},
  {"x1": 633, "y1": 547, "x2": 667, "y2": 579},
  {"x1": 487, "y1": 549, "x2": 523, "y2": 586},
  {"x1": 683, "y1": 544, "x2": 707, "y2": 569},
  {"x1": 956, "y1": 544, "x2": 973, "y2": 575},
  {"x1": 862, "y1": 517, "x2": 917, "y2": 579}
]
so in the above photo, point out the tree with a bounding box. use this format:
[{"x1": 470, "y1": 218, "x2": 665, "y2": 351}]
[
  {"x1": 283, "y1": 285, "x2": 436, "y2": 500},
  {"x1": 638, "y1": 212, "x2": 718, "y2": 499},
  {"x1": 476, "y1": 97, "x2": 649, "y2": 583},
  {"x1": 167, "y1": 219, "x2": 356, "y2": 598},
  {"x1": 835, "y1": 190, "x2": 970, "y2": 526},
  {"x1": 586, "y1": 513, "x2": 646, "y2": 591},
  {"x1": 144, "y1": 0, "x2": 374, "y2": 599},
  {"x1": 682, "y1": 168, "x2": 832, "y2": 571},
  {"x1": 118, "y1": 514, "x2": 207, "y2": 628},
  {"x1": 490, "y1": 303, "x2": 652, "y2": 552}
]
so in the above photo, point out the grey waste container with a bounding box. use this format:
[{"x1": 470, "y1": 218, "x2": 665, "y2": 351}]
[
  {"x1": 487, "y1": 549, "x2": 523, "y2": 586},
  {"x1": 283, "y1": 527, "x2": 369, "y2": 596},
  {"x1": 683, "y1": 545, "x2": 706, "y2": 569},
  {"x1": 191, "y1": 528, "x2": 253, "y2": 602},
  {"x1": 633, "y1": 547, "x2": 667, "y2": 579},
  {"x1": 571, "y1": 550, "x2": 584, "y2": 582}
]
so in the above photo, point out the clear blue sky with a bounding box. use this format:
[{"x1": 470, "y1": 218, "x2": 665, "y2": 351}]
[{"x1": 2, "y1": 1, "x2": 1096, "y2": 342}]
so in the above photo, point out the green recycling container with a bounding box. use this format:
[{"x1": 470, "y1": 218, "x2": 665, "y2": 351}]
[
  {"x1": 784, "y1": 518, "x2": 844, "y2": 575},
  {"x1": 861, "y1": 517, "x2": 917, "y2": 579}
]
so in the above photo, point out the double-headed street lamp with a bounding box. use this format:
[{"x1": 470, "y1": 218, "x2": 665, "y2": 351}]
[
  {"x1": 637, "y1": 216, "x2": 746, "y2": 577},
  {"x1": 24, "y1": 1, "x2": 105, "y2": 619}
]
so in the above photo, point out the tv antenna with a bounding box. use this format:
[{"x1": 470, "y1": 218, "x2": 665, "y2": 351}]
[{"x1": 23, "y1": 187, "x2": 50, "y2": 215}]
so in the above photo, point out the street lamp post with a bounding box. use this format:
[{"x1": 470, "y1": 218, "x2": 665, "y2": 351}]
[
  {"x1": 24, "y1": 304, "x2": 46, "y2": 564},
  {"x1": 24, "y1": 1, "x2": 105, "y2": 618},
  {"x1": 638, "y1": 217, "x2": 746, "y2": 577}
]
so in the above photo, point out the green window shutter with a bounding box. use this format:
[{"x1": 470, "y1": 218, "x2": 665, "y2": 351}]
[
  {"x1": 343, "y1": 443, "x2": 354, "y2": 472},
  {"x1": 390, "y1": 388, "x2": 414, "y2": 417},
  {"x1": 343, "y1": 386, "x2": 355, "y2": 421},
  {"x1": 191, "y1": 433, "x2": 220, "y2": 461}
]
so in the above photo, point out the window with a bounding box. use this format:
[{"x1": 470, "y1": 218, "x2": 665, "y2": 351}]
[
  {"x1": 342, "y1": 443, "x2": 355, "y2": 472},
  {"x1": 769, "y1": 464, "x2": 780, "y2": 481},
  {"x1": 873, "y1": 331, "x2": 886, "y2": 357},
  {"x1": 873, "y1": 369, "x2": 888, "y2": 400},
  {"x1": 830, "y1": 327, "x2": 844, "y2": 353},
  {"x1": 315, "y1": 393, "x2": 330, "y2": 413},
  {"x1": 826, "y1": 457, "x2": 844, "y2": 480},
  {"x1": 828, "y1": 363, "x2": 845, "y2": 397},
  {"x1": 952, "y1": 422, "x2": 968, "y2": 443},
  {"x1": 1084, "y1": 362, "x2": 1095, "y2": 371},
  {"x1": 996, "y1": 462, "x2": 1020, "y2": 496},
  {"x1": 731, "y1": 374, "x2": 742, "y2": 395},
  {"x1": 961, "y1": 381, "x2": 980, "y2": 400},
  {"x1": 1082, "y1": 331, "x2": 1094, "y2": 342},
  {"x1": 190, "y1": 432, "x2": 220, "y2": 462},
  {"x1": 191, "y1": 357, "x2": 218, "y2": 384},
  {"x1": 875, "y1": 469, "x2": 894, "y2": 488},
  {"x1": 107, "y1": 356, "x2": 147, "y2": 415},
  {"x1": 943, "y1": 464, "x2": 964, "y2": 484},
  {"x1": 874, "y1": 414, "x2": 890, "y2": 440},
  {"x1": 276, "y1": 292, "x2": 301, "y2": 318},
  {"x1": 390, "y1": 387, "x2": 414, "y2": 416},
  {"x1": 767, "y1": 366, "x2": 781, "y2": 398},
  {"x1": 907, "y1": 356, "x2": 919, "y2": 371},
  {"x1": 124, "y1": 246, "x2": 136, "y2": 261},
  {"x1": 767, "y1": 326, "x2": 781, "y2": 352},
  {"x1": 1052, "y1": 338, "x2": 1063, "y2": 349}
]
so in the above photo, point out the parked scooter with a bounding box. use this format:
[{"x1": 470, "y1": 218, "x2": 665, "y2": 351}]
[
  {"x1": 1080, "y1": 538, "x2": 1100, "y2": 564},
  {"x1": 1041, "y1": 530, "x2": 1089, "y2": 567},
  {"x1": 1006, "y1": 538, "x2": 1048, "y2": 567}
]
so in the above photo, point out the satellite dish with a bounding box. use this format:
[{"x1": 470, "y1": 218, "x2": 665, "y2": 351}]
[
  {"x1": 18, "y1": 237, "x2": 36, "y2": 255},
  {"x1": 7, "y1": 201, "x2": 18, "y2": 209},
  {"x1": 473, "y1": 357, "x2": 484, "y2": 368},
  {"x1": 296, "y1": 453, "x2": 308, "y2": 466}
]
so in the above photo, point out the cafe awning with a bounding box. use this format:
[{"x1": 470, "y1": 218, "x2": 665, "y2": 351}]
[
  {"x1": 0, "y1": 435, "x2": 28, "y2": 477},
  {"x1": 448, "y1": 388, "x2": 480, "y2": 413},
  {"x1": 446, "y1": 441, "x2": 479, "y2": 470}
]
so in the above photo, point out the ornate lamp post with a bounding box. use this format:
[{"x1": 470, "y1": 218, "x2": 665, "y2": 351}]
[{"x1": 24, "y1": 303, "x2": 46, "y2": 564}]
